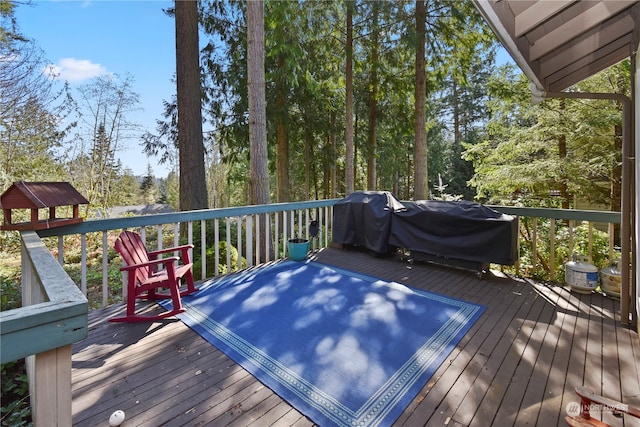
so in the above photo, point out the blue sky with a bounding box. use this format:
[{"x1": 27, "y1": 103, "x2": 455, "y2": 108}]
[
  {"x1": 15, "y1": 0, "x2": 176, "y2": 177},
  {"x1": 15, "y1": 1, "x2": 515, "y2": 179}
]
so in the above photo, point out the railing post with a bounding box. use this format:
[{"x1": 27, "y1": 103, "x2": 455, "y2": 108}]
[
  {"x1": 26, "y1": 345, "x2": 73, "y2": 426},
  {"x1": 11, "y1": 231, "x2": 88, "y2": 426}
]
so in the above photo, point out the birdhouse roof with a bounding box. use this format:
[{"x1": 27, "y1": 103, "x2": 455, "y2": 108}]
[{"x1": 0, "y1": 181, "x2": 89, "y2": 209}]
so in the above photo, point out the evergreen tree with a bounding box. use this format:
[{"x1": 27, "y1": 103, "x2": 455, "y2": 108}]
[
  {"x1": 463, "y1": 61, "x2": 629, "y2": 209},
  {"x1": 140, "y1": 163, "x2": 158, "y2": 204}
]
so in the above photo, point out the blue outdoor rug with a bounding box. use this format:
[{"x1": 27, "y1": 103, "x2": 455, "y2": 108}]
[{"x1": 161, "y1": 260, "x2": 485, "y2": 427}]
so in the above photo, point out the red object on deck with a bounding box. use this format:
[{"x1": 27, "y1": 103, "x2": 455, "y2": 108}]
[
  {"x1": 0, "y1": 181, "x2": 89, "y2": 230},
  {"x1": 565, "y1": 386, "x2": 640, "y2": 427},
  {"x1": 110, "y1": 230, "x2": 198, "y2": 323}
]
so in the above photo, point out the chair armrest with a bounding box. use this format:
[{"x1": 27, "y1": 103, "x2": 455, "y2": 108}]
[
  {"x1": 120, "y1": 256, "x2": 179, "y2": 272},
  {"x1": 574, "y1": 386, "x2": 640, "y2": 419},
  {"x1": 147, "y1": 244, "x2": 194, "y2": 257}
]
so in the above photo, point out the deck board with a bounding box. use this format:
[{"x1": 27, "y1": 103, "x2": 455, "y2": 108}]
[{"x1": 71, "y1": 247, "x2": 640, "y2": 426}]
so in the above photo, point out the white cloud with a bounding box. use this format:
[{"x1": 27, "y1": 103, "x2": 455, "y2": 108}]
[{"x1": 44, "y1": 57, "x2": 108, "y2": 82}]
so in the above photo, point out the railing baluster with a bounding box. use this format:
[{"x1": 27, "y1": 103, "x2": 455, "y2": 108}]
[
  {"x1": 174, "y1": 223, "x2": 180, "y2": 258},
  {"x1": 201, "y1": 219, "x2": 206, "y2": 279},
  {"x1": 268, "y1": 212, "x2": 274, "y2": 261},
  {"x1": 226, "y1": 218, "x2": 231, "y2": 271},
  {"x1": 81, "y1": 234, "x2": 87, "y2": 295},
  {"x1": 102, "y1": 231, "x2": 108, "y2": 307},
  {"x1": 263, "y1": 213, "x2": 270, "y2": 263},
  {"x1": 274, "y1": 212, "x2": 280, "y2": 260},
  {"x1": 532, "y1": 217, "x2": 537, "y2": 273},
  {"x1": 325, "y1": 206, "x2": 330, "y2": 247},
  {"x1": 214, "y1": 218, "x2": 220, "y2": 277},
  {"x1": 513, "y1": 216, "x2": 520, "y2": 276},
  {"x1": 283, "y1": 212, "x2": 288, "y2": 256},
  {"x1": 608, "y1": 223, "x2": 615, "y2": 261},
  {"x1": 58, "y1": 236, "x2": 64, "y2": 266},
  {"x1": 549, "y1": 218, "x2": 556, "y2": 279},
  {"x1": 588, "y1": 221, "x2": 594, "y2": 263},
  {"x1": 246, "y1": 215, "x2": 253, "y2": 268},
  {"x1": 237, "y1": 216, "x2": 243, "y2": 271},
  {"x1": 568, "y1": 219, "x2": 575, "y2": 256}
]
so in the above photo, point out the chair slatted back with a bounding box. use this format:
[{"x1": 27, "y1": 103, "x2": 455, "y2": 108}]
[{"x1": 115, "y1": 231, "x2": 152, "y2": 284}]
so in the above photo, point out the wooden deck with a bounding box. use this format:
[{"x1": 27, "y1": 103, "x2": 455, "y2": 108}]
[{"x1": 71, "y1": 247, "x2": 640, "y2": 426}]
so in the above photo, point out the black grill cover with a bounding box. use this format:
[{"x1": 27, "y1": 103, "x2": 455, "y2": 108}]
[
  {"x1": 389, "y1": 200, "x2": 518, "y2": 265},
  {"x1": 332, "y1": 191, "x2": 405, "y2": 254}
]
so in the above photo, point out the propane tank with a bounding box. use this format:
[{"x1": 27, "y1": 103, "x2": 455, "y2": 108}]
[
  {"x1": 600, "y1": 260, "x2": 622, "y2": 298},
  {"x1": 565, "y1": 254, "x2": 598, "y2": 294}
]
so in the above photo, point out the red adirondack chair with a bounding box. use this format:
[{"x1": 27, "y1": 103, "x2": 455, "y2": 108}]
[
  {"x1": 565, "y1": 386, "x2": 640, "y2": 427},
  {"x1": 110, "y1": 230, "x2": 198, "y2": 322}
]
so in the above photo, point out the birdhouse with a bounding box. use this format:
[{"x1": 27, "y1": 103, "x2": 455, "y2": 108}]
[{"x1": 1, "y1": 181, "x2": 89, "y2": 231}]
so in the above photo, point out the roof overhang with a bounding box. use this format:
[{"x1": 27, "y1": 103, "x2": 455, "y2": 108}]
[{"x1": 473, "y1": 0, "x2": 640, "y2": 92}]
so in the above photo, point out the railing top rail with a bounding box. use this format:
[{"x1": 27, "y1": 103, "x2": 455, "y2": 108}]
[
  {"x1": 489, "y1": 205, "x2": 621, "y2": 223},
  {"x1": 37, "y1": 199, "x2": 342, "y2": 237},
  {"x1": 36, "y1": 200, "x2": 622, "y2": 239}
]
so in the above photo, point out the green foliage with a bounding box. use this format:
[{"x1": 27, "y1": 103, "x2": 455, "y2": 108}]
[
  {"x1": 1, "y1": 361, "x2": 32, "y2": 427},
  {"x1": 190, "y1": 220, "x2": 247, "y2": 279},
  {"x1": 193, "y1": 241, "x2": 246, "y2": 280},
  {"x1": 0, "y1": 275, "x2": 21, "y2": 311},
  {"x1": 464, "y1": 61, "x2": 628, "y2": 209}
]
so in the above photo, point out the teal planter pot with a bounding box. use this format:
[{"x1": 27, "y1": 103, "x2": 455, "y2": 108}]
[{"x1": 287, "y1": 238, "x2": 310, "y2": 261}]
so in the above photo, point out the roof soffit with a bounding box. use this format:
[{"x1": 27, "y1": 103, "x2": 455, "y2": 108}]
[{"x1": 474, "y1": 0, "x2": 640, "y2": 92}]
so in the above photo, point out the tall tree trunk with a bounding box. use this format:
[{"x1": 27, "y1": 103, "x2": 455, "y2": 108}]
[
  {"x1": 367, "y1": 2, "x2": 379, "y2": 191},
  {"x1": 453, "y1": 80, "x2": 460, "y2": 146},
  {"x1": 558, "y1": 134, "x2": 570, "y2": 209},
  {"x1": 414, "y1": 0, "x2": 428, "y2": 200},
  {"x1": 612, "y1": 122, "x2": 623, "y2": 244},
  {"x1": 247, "y1": 0, "x2": 270, "y2": 262},
  {"x1": 175, "y1": 0, "x2": 208, "y2": 211},
  {"x1": 558, "y1": 100, "x2": 570, "y2": 209},
  {"x1": 406, "y1": 149, "x2": 412, "y2": 200},
  {"x1": 345, "y1": 0, "x2": 355, "y2": 195},
  {"x1": 330, "y1": 111, "x2": 337, "y2": 197},
  {"x1": 304, "y1": 112, "x2": 311, "y2": 199},
  {"x1": 276, "y1": 54, "x2": 290, "y2": 202},
  {"x1": 247, "y1": 0, "x2": 269, "y2": 205}
]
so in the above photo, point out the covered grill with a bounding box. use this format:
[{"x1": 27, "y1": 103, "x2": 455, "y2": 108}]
[
  {"x1": 389, "y1": 200, "x2": 518, "y2": 272},
  {"x1": 332, "y1": 191, "x2": 405, "y2": 255}
]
